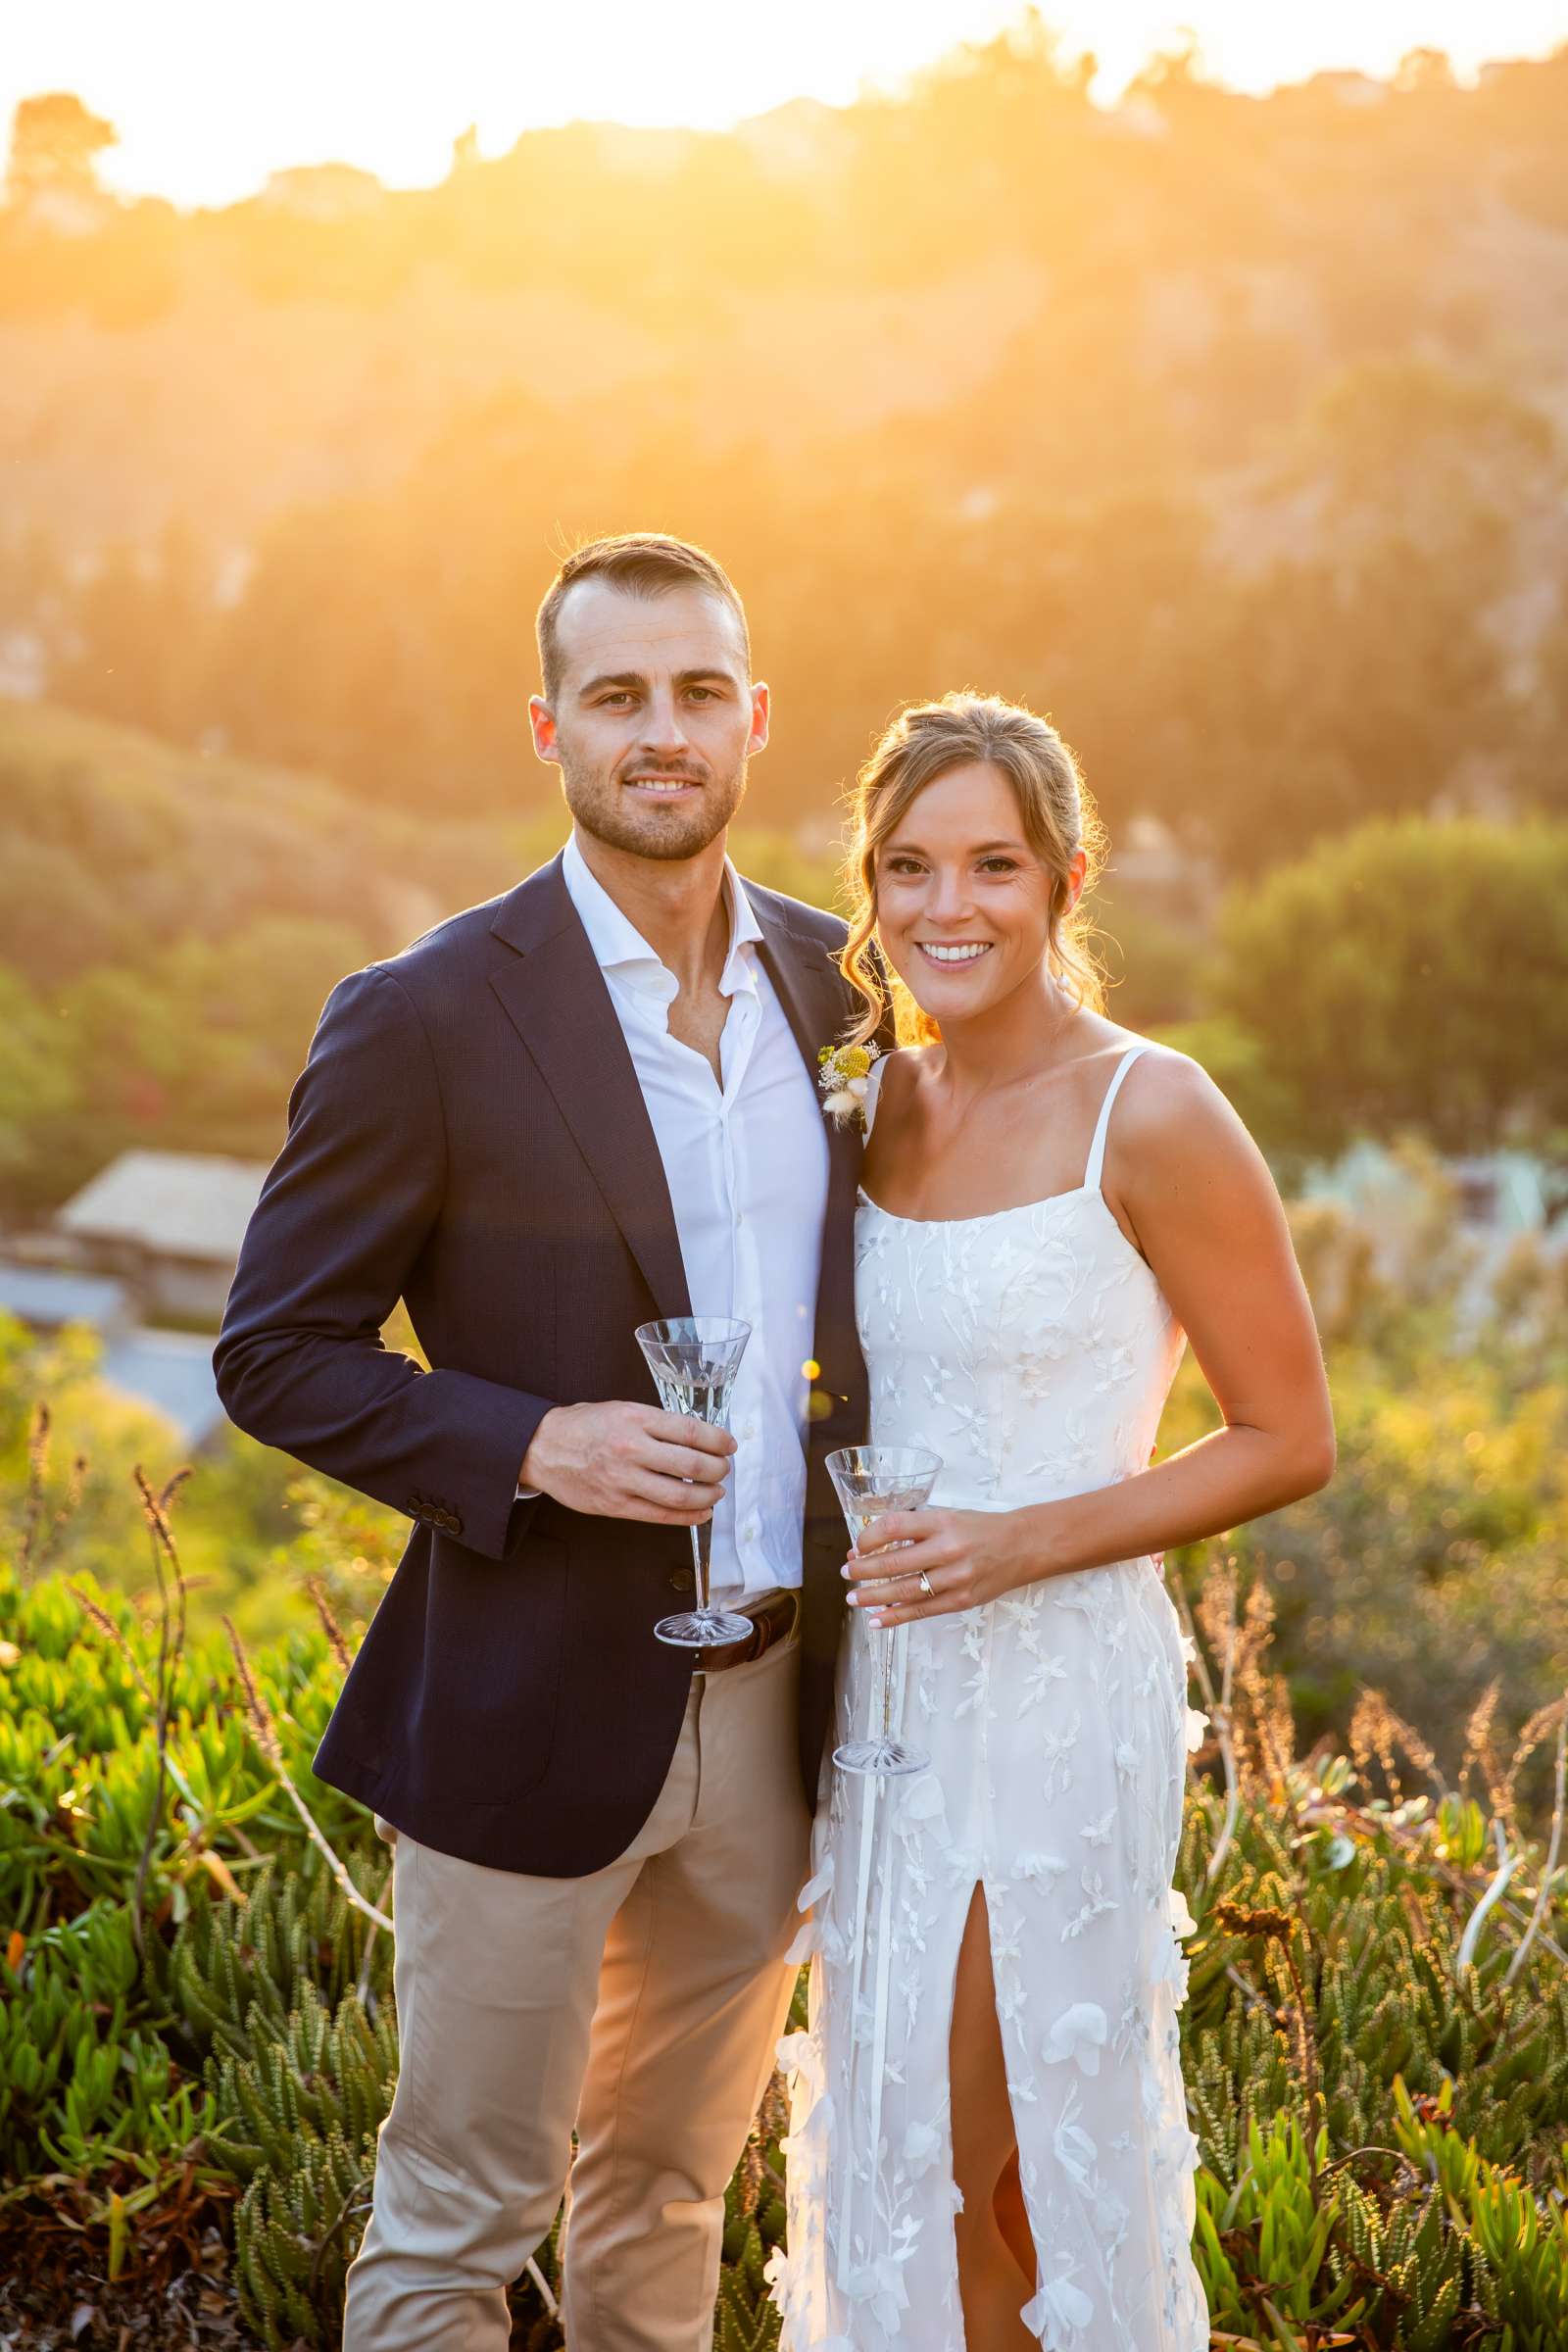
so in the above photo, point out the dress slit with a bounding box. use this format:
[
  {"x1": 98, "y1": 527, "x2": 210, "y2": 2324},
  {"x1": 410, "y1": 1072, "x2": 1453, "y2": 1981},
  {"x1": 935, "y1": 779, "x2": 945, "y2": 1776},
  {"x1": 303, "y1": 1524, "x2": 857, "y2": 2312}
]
[{"x1": 950, "y1": 1880, "x2": 1042, "y2": 2307}]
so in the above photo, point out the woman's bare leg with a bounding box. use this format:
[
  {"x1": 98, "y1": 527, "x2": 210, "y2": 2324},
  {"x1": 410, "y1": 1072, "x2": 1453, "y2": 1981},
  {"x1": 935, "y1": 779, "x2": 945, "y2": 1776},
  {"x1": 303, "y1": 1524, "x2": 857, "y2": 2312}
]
[
  {"x1": 949, "y1": 1885, "x2": 1036, "y2": 2350},
  {"x1": 994, "y1": 2147, "x2": 1035, "y2": 2279}
]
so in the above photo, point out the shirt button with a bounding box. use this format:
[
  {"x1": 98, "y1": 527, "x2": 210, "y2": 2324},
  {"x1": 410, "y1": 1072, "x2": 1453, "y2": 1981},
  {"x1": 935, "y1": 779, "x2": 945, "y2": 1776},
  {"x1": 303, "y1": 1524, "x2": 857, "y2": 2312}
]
[{"x1": 668, "y1": 1569, "x2": 695, "y2": 1593}]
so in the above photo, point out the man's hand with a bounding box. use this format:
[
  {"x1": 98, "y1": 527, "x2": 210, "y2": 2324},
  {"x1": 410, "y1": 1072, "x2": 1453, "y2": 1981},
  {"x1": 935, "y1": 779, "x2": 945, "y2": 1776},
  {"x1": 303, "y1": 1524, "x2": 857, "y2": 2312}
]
[{"x1": 519, "y1": 1402, "x2": 735, "y2": 1525}]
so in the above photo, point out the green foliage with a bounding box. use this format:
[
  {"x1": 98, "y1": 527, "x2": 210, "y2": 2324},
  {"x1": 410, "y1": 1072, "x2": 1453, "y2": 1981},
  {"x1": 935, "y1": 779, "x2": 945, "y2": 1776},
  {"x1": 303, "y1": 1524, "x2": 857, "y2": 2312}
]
[
  {"x1": 1209, "y1": 817, "x2": 1568, "y2": 1158},
  {"x1": 8, "y1": 1554, "x2": 1568, "y2": 2342},
  {"x1": 1167, "y1": 1176, "x2": 1568, "y2": 1776},
  {"x1": 0, "y1": 1306, "x2": 400, "y2": 1637}
]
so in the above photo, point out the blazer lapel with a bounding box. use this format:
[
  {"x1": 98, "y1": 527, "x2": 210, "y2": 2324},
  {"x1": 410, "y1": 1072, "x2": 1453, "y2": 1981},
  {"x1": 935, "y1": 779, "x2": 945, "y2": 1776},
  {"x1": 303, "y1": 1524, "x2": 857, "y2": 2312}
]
[
  {"x1": 750, "y1": 895, "x2": 866, "y2": 1442},
  {"x1": 488, "y1": 857, "x2": 692, "y2": 1324}
]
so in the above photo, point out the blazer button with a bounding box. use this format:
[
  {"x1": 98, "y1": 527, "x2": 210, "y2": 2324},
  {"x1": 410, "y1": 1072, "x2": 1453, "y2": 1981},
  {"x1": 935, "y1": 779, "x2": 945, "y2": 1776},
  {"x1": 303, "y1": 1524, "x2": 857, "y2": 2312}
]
[{"x1": 668, "y1": 1569, "x2": 695, "y2": 1594}]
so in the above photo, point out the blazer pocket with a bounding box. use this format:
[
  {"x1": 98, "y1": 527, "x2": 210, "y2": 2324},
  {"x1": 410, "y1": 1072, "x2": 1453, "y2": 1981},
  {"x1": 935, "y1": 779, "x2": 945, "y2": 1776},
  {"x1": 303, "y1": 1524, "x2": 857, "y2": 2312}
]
[{"x1": 415, "y1": 1531, "x2": 569, "y2": 1802}]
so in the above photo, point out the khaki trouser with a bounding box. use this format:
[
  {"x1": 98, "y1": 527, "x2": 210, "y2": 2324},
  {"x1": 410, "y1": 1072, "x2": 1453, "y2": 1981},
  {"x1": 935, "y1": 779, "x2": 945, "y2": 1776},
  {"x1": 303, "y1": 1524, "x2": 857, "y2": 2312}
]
[{"x1": 342, "y1": 1629, "x2": 809, "y2": 2351}]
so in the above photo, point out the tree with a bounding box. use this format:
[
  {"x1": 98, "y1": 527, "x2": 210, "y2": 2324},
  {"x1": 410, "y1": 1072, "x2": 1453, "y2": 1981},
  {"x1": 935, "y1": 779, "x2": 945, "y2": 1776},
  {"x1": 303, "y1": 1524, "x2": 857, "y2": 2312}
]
[
  {"x1": 1207, "y1": 818, "x2": 1568, "y2": 1157},
  {"x1": 52, "y1": 522, "x2": 214, "y2": 741},
  {"x1": 5, "y1": 92, "x2": 117, "y2": 212},
  {"x1": 1299, "y1": 358, "x2": 1560, "y2": 577},
  {"x1": 0, "y1": 964, "x2": 80, "y2": 1201}
]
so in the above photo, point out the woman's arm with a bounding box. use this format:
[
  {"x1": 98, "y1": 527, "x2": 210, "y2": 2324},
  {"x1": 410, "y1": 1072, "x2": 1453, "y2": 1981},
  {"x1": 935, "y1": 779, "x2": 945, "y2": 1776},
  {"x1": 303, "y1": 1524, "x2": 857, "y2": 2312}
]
[{"x1": 848, "y1": 1052, "x2": 1336, "y2": 1625}]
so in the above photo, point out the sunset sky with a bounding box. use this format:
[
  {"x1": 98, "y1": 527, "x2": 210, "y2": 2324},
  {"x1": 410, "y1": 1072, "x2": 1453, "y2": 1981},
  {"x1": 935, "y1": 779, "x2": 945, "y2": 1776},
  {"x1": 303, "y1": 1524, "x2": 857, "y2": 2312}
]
[{"x1": 5, "y1": 0, "x2": 1568, "y2": 208}]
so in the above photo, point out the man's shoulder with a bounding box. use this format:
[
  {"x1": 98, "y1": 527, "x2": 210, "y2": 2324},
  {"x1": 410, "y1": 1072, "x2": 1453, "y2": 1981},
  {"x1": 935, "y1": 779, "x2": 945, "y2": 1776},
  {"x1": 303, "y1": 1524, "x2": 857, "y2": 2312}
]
[
  {"x1": 384, "y1": 893, "x2": 514, "y2": 977},
  {"x1": 374, "y1": 858, "x2": 566, "y2": 993},
  {"x1": 741, "y1": 878, "x2": 849, "y2": 953}
]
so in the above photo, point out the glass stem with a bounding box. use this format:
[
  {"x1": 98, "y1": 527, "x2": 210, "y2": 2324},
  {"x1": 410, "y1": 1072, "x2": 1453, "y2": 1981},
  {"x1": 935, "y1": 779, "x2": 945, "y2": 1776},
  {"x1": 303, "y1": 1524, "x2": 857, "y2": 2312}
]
[
  {"x1": 875, "y1": 1622, "x2": 896, "y2": 1744},
  {"x1": 691, "y1": 1514, "x2": 710, "y2": 1617}
]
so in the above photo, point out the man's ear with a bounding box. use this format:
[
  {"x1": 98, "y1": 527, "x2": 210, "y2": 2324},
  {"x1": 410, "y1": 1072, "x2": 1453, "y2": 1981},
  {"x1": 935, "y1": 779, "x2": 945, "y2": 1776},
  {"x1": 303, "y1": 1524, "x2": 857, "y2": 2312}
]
[
  {"x1": 748, "y1": 681, "x2": 770, "y2": 758},
  {"x1": 529, "y1": 695, "x2": 560, "y2": 764}
]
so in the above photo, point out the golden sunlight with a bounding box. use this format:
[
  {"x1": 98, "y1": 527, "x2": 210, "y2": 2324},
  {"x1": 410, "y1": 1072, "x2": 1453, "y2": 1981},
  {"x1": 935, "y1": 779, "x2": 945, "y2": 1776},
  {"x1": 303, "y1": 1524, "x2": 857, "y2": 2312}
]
[{"x1": 3, "y1": 0, "x2": 1566, "y2": 207}]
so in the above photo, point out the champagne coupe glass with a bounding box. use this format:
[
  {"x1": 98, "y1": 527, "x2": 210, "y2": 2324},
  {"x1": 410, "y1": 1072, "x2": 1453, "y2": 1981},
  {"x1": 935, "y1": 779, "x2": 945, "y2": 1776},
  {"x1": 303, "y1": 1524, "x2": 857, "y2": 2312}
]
[
  {"x1": 826, "y1": 1444, "x2": 942, "y2": 1776},
  {"x1": 635, "y1": 1317, "x2": 755, "y2": 1648}
]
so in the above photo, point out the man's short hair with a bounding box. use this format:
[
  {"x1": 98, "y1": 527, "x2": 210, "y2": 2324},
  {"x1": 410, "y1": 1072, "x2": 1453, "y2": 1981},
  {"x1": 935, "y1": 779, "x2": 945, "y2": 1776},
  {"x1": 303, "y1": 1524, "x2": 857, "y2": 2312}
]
[{"x1": 535, "y1": 532, "x2": 751, "y2": 702}]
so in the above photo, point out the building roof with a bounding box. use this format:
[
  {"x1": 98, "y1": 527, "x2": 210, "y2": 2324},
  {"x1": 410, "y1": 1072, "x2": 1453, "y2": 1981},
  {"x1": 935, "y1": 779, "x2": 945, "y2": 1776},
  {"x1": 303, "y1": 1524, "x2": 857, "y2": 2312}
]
[
  {"x1": 0, "y1": 1261, "x2": 131, "y2": 1330},
  {"x1": 55, "y1": 1151, "x2": 269, "y2": 1265},
  {"x1": 99, "y1": 1328, "x2": 228, "y2": 1449}
]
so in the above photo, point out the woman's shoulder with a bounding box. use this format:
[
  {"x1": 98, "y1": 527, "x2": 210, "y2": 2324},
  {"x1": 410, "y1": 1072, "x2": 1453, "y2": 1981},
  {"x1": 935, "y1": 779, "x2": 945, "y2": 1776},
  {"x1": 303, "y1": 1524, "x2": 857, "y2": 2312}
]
[
  {"x1": 1103, "y1": 1030, "x2": 1259, "y2": 1172},
  {"x1": 869, "y1": 1041, "x2": 938, "y2": 1106},
  {"x1": 863, "y1": 1042, "x2": 937, "y2": 1136}
]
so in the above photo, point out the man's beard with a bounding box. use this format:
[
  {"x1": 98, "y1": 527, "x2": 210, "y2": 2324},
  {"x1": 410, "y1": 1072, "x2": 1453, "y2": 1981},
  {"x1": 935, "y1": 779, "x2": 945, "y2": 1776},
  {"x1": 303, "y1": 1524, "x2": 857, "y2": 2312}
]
[{"x1": 561, "y1": 749, "x2": 746, "y2": 862}]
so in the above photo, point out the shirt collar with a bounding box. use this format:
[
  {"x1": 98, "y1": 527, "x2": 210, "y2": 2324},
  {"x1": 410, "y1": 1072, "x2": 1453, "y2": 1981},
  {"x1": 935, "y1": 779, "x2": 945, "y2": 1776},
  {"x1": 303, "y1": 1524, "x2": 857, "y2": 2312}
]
[{"x1": 562, "y1": 830, "x2": 761, "y2": 1003}]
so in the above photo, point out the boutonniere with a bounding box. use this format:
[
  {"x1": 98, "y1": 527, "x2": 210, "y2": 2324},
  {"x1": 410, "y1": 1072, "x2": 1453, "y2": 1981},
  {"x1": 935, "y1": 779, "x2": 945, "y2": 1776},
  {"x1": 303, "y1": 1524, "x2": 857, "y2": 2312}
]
[{"x1": 817, "y1": 1040, "x2": 880, "y2": 1129}]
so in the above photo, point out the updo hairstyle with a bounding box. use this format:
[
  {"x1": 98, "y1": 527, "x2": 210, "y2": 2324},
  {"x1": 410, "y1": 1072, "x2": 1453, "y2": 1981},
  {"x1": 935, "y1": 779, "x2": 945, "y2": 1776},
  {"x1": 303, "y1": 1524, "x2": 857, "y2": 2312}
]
[{"x1": 841, "y1": 691, "x2": 1106, "y2": 1047}]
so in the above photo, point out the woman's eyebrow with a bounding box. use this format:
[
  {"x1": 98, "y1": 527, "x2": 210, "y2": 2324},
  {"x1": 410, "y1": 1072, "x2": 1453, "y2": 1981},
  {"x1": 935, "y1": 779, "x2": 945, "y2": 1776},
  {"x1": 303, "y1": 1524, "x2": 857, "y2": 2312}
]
[{"x1": 882, "y1": 837, "x2": 1027, "y2": 856}]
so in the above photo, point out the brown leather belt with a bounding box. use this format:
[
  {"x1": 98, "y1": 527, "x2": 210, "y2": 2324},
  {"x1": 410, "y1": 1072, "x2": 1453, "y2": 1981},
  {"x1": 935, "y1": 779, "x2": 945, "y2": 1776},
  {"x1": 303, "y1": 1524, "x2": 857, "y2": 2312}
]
[{"x1": 694, "y1": 1587, "x2": 800, "y2": 1674}]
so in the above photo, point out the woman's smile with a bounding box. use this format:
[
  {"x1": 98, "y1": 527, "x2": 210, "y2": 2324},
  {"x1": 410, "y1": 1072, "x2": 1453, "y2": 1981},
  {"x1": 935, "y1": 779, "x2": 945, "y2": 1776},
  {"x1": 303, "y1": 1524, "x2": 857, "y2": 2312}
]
[{"x1": 916, "y1": 940, "x2": 994, "y2": 966}]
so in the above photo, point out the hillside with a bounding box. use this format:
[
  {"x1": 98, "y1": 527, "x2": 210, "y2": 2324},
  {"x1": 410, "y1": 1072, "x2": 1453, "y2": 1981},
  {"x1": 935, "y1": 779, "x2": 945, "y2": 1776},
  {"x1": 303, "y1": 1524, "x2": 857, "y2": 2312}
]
[
  {"x1": 3, "y1": 56, "x2": 1568, "y2": 560},
  {"x1": 2, "y1": 35, "x2": 1566, "y2": 834},
  {"x1": 0, "y1": 698, "x2": 849, "y2": 1213},
  {"x1": 0, "y1": 694, "x2": 528, "y2": 986}
]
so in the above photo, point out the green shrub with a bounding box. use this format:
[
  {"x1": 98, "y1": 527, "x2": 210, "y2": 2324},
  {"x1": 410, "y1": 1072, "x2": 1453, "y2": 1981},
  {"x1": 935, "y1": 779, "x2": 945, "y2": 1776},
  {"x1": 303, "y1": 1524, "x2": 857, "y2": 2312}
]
[{"x1": 7, "y1": 1516, "x2": 1568, "y2": 2343}]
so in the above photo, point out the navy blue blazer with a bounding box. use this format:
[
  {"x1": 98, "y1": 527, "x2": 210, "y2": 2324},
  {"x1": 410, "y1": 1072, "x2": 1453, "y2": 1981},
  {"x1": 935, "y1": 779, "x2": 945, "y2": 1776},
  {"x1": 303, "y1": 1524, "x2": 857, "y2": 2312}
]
[{"x1": 214, "y1": 853, "x2": 870, "y2": 1875}]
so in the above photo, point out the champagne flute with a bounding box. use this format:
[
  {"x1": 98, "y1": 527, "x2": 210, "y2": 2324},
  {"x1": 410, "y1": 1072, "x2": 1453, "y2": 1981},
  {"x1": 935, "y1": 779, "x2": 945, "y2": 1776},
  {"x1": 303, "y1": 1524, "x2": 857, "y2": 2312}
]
[
  {"x1": 826, "y1": 1444, "x2": 942, "y2": 1776},
  {"x1": 635, "y1": 1317, "x2": 754, "y2": 1648}
]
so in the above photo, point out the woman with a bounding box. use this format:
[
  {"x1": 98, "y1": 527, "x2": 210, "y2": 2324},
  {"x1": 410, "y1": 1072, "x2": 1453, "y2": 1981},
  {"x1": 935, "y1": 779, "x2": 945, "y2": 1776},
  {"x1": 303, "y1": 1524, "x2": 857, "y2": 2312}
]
[{"x1": 773, "y1": 695, "x2": 1335, "y2": 2350}]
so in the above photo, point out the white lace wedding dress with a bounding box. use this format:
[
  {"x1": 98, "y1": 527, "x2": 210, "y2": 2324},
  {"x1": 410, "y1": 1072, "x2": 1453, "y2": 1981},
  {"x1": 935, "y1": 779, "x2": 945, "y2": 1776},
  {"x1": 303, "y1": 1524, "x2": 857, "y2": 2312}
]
[{"x1": 772, "y1": 1045, "x2": 1209, "y2": 2351}]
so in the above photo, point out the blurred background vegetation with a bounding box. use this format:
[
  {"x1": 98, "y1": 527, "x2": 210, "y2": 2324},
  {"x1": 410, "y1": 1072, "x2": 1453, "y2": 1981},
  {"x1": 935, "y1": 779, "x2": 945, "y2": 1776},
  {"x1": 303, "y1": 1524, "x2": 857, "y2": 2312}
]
[{"x1": 3, "y1": 19, "x2": 1568, "y2": 1713}]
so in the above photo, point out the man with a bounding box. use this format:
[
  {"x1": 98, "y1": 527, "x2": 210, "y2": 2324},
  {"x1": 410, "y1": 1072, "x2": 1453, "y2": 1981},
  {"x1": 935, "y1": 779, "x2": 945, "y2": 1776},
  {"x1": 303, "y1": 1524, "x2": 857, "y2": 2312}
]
[{"x1": 214, "y1": 534, "x2": 869, "y2": 2349}]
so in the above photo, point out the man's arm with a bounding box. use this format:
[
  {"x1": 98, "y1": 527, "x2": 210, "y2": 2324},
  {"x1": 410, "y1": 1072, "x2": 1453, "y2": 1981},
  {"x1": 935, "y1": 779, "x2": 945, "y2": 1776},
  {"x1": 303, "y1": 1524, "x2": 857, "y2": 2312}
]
[{"x1": 214, "y1": 963, "x2": 552, "y2": 1562}]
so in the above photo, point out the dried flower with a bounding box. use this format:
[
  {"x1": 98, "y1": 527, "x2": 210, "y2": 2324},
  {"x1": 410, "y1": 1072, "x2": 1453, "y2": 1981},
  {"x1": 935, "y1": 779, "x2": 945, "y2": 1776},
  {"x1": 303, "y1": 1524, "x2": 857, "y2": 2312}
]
[{"x1": 817, "y1": 1039, "x2": 881, "y2": 1128}]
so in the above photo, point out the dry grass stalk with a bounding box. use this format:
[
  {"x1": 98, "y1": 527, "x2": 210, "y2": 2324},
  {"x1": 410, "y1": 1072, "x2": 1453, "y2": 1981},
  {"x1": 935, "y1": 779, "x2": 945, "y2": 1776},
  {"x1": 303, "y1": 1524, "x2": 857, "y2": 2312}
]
[
  {"x1": 1505, "y1": 1703, "x2": 1568, "y2": 1988},
  {"x1": 220, "y1": 1614, "x2": 392, "y2": 1936},
  {"x1": 16, "y1": 1401, "x2": 88, "y2": 1582},
  {"x1": 356, "y1": 1858, "x2": 394, "y2": 2007},
  {"x1": 17, "y1": 1403, "x2": 51, "y2": 1581},
  {"x1": 1461, "y1": 1680, "x2": 1506, "y2": 1818},
  {"x1": 1504, "y1": 1693, "x2": 1568, "y2": 1821},
  {"x1": 1185, "y1": 1554, "x2": 1568, "y2": 1991},
  {"x1": 66, "y1": 1580, "x2": 155, "y2": 1704},
  {"x1": 305, "y1": 1577, "x2": 354, "y2": 1676},
  {"x1": 1348, "y1": 1687, "x2": 1445, "y2": 1808},
  {"x1": 128, "y1": 1461, "x2": 191, "y2": 1955},
  {"x1": 221, "y1": 1613, "x2": 283, "y2": 1767},
  {"x1": 37, "y1": 1450, "x2": 91, "y2": 1577},
  {"x1": 1177, "y1": 1569, "x2": 1243, "y2": 1880},
  {"x1": 1243, "y1": 1665, "x2": 1298, "y2": 1790}
]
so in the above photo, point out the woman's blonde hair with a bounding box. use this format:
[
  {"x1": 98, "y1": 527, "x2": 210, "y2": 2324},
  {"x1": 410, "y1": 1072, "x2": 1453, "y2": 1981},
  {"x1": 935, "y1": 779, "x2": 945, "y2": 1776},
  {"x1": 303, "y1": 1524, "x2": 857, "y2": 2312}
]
[{"x1": 842, "y1": 692, "x2": 1106, "y2": 1046}]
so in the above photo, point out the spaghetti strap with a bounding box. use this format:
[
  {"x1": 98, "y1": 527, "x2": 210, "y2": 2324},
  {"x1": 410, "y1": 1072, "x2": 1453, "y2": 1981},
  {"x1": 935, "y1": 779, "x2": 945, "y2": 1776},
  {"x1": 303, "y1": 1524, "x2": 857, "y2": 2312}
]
[
  {"x1": 1083, "y1": 1045, "x2": 1151, "y2": 1194},
  {"x1": 862, "y1": 1052, "x2": 889, "y2": 1138}
]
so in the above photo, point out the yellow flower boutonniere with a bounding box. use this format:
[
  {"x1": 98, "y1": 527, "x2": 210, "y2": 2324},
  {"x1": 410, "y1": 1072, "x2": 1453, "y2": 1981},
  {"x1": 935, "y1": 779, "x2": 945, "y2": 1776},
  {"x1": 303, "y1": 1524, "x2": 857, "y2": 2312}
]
[{"x1": 817, "y1": 1040, "x2": 880, "y2": 1130}]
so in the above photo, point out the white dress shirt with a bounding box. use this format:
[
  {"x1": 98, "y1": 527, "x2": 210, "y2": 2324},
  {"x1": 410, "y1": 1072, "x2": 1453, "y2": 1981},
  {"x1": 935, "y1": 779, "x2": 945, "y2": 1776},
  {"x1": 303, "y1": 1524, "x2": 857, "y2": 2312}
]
[{"x1": 523, "y1": 832, "x2": 830, "y2": 1595}]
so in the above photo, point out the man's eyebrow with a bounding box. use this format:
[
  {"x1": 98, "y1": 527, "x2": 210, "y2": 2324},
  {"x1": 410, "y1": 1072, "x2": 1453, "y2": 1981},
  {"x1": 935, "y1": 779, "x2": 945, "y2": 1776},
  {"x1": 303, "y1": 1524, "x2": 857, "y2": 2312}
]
[{"x1": 576, "y1": 666, "x2": 737, "y2": 697}]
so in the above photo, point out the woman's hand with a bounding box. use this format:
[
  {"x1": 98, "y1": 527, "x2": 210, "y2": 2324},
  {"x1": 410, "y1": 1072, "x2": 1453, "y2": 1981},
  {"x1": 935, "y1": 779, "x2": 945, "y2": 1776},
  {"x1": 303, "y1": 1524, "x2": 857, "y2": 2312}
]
[{"x1": 845, "y1": 1506, "x2": 1047, "y2": 1627}]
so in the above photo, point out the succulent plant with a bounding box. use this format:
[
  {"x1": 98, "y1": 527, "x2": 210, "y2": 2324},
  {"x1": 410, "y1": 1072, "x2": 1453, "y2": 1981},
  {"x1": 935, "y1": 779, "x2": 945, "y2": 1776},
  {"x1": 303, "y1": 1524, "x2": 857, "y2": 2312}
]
[{"x1": 10, "y1": 1553, "x2": 1568, "y2": 2345}]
